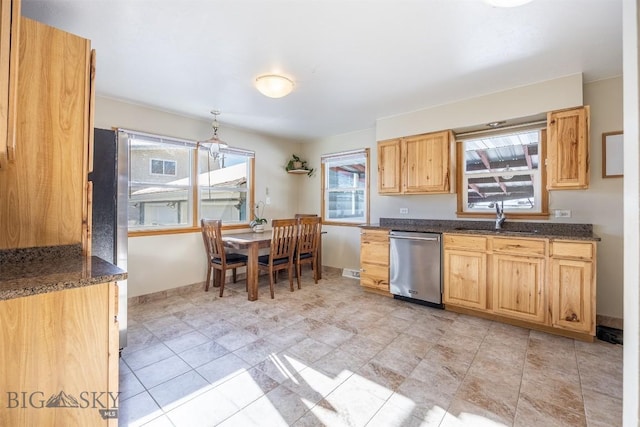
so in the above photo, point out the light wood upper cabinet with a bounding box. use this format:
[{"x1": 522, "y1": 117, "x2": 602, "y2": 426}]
[
  {"x1": 404, "y1": 131, "x2": 451, "y2": 193},
  {"x1": 547, "y1": 106, "x2": 590, "y2": 190},
  {"x1": 360, "y1": 228, "x2": 390, "y2": 293},
  {"x1": 0, "y1": 17, "x2": 94, "y2": 249},
  {"x1": 378, "y1": 139, "x2": 401, "y2": 193},
  {"x1": 443, "y1": 234, "x2": 487, "y2": 310},
  {"x1": 550, "y1": 240, "x2": 596, "y2": 335},
  {"x1": 377, "y1": 130, "x2": 453, "y2": 195},
  {"x1": 0, "y1": 0, "x2": 20, "y2": 168}
]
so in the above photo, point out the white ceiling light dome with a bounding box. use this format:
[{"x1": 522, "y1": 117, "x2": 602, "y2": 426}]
[
  {"x1": 255, "y1": 74, "x2": 295, "y2": 98},
  {"x1": 484, "y1": 0, "x2": 534, "y2": 7}
]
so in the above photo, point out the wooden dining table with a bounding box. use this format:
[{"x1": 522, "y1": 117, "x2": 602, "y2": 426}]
[{"x1": 222, "y1": 230, "x2": 324, "y2": 301}]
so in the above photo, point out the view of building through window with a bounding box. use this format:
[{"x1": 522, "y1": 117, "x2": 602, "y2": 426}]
[
  {"x1": 322, "y1": 149, "x2": 369, "y2": 224},
  {"x1": 460, "y1": 128, "x2": 543, "y2": 213},
  {"x1": 127, "y1": 132, "x2": 252, "y2": 230}
]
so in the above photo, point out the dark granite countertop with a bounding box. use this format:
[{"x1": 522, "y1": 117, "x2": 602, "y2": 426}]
[
  {"x1": 360, "y1": 218, "x2": 600, "y2": 241},
  {"x1": 0, "y1": 245, "x2": 127, "y2": 301}
]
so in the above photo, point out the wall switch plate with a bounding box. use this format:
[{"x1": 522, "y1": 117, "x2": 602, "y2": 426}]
[
  {"x1": 265, "y1": 196, "x2": 271, "y2": 205},
  {"x1": 400, "y1": 208, "x2": 409, "y2": 214},
  {"x1": 555, "y1": 209, "x2": 571, "y2": 218}
]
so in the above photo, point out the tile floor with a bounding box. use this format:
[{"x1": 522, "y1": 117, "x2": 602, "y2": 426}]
[{"x1": 119, "y1": 269, "x2": 623, "y2": 426}]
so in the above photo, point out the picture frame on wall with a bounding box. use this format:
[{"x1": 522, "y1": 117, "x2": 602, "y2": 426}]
[{"x1": 602, "y1": 131, "x2": 623, "y2": 178}]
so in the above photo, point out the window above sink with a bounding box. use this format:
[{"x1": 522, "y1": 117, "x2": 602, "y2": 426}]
[{"x1": 456, "y1": 122, "x2": 549, "y2": 219}]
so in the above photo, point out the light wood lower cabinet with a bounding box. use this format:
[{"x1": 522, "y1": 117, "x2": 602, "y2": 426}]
[
  {"x1": 492, "y1": 254, "x2": 545, "y2": 323},
  {"x1": 360, "y1": 228, "x2": 390, "y2": 293},
  {"x1": 443, "y1": 234, "x2": 487, "y2": 309},
  {"x1": 0, "y1": 282, "x2": 119, "y2": 426},
  {"x1": 550, "y1": 241, "x2": 596, "y2": 335},
  {"x1": 443, "y1": 233, "x2": 596, "y2": 340}
]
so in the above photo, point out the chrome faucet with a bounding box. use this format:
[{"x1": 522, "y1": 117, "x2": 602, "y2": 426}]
[{"x1": 495, "y1": 202, "x2": 506, "y2": 230}]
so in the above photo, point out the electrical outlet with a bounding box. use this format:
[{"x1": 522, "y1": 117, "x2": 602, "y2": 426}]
[
  {"x1": 555, "y1": 209, "x2": 571, "y2": 218},
  {"x1": 351, "y1": 270, "x2": 361, "y2": 278},
  {"x1": 265, "y1": 196, "x2": 271, "y2": 205},
  {"x1": 400, "y1": 208, "x2": 409, "y2": 214}
]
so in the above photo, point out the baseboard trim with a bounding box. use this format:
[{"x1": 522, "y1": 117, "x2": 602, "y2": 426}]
[
  {"x1": 596, "y1": 314, "x2": 623, "y2": 331},
  {"x1": 128, "y1": 265, "x2": 339, "y2": 306}
]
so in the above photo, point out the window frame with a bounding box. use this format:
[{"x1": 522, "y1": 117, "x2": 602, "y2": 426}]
[
  {"x1": 456, "y1": 127, "x2": 549, "y2": 219},
  {"x1": 123, "y1": 129, "x2": 255, "y2": 236},
  {"x1": 321, "y1": 148, "x2": 370, "y2": 226}
]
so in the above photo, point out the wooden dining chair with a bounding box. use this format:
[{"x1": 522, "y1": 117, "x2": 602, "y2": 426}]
[
  {"x1": 257, "y1": 218, "x2": 298, "y2": 299},
  {"x1": 296, "y1": 215, "x2": 322, "y2": 288},
  {"x1": 201, "y1": 219, "x2": 248, "y2": 297}
]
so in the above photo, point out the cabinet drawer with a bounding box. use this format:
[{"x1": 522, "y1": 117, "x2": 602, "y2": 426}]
[
  {"x1": 361, "y1": 229, "x2": 389, "y2": 244},
  {"x1": 360, "y1": 263, "x2": 389, "y2": 291},
  {"x1": 444, "y1": 234, "x2": 487, "y2": 251},
  {"x1": 492, "y1": 237, "x2": 546, "y2": 256},
  {"x1": 551, "y1": 241, "x2": 594, "y2": 260}
]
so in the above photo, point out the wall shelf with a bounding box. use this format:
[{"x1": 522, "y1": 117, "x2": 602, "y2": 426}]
[{"x1": 287, "y1": 169, "x2": 310, "y2": 174}]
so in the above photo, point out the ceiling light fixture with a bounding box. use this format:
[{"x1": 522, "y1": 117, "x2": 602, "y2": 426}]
[
  {"x1": 483, "y1": 0, "x2": 534, "y2": 7},
  {"x1": 198, "y1": 110, "x2": 228, "y2": 155},
  {"x1": 486, "y1": 120, "x2": 506, "y2": 128},
  {"x1": 255, "y1": 74, "x2": 294, "y2": 98}
]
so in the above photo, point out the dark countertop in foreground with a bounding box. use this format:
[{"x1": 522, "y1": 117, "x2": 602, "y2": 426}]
[
  {"x1": 0, "y1": 245, "x2": 127, "y2": 301},
  {"x1": 361, "y1": 218, "x2": 600, "y2": 241}
]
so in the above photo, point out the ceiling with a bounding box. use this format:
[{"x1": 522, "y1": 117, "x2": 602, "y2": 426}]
[{"x1": 21, "y1": 0, "x2": 622, "y2": 142}]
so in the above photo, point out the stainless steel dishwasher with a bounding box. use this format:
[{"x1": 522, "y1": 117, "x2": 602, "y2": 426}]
[{"x1": 389, "y1": 231, "x2": 443, "y2": 308}]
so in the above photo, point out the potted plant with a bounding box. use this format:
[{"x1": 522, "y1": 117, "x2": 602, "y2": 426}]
[
  {"x1": 249, "y1": 201, "x2": 267, "y2": 232},
  {"x1": 285, "y1": 154, "x2": 315, "y2": 177}
]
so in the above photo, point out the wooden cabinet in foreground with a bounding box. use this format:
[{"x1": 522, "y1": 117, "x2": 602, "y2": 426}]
[
  {"x1": 443, "y1": 234, "x2": 487, "y2": 310},
  {"x1": 547, "y1": 106, "x2": 590, "y2": 190},
  {"x1": 550, "y1": 240, "x2": 596, "y2": 335},
  {"x1": 0, "y1": 17, "x2": 95, "y2": 250},
  {"x1": 377, "y1": 130, "x2": 453, "y2": 195},
  {"x1": 360, "y1": 228, "x2": 390, "y2": 294},
  {"x1": 0, "y1": 282, "x2": 119, "y2": 426},
  {"x1": 0, "y1": 0, "x2": 20, "y2": 168}
]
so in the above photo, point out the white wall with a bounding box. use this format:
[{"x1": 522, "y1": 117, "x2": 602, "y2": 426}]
[
  {"x1": 622, "y1": 0, "x2": 639, "y2": 424},
  {"x1": 300, "y1": 75, "x2": 624, "y2": 320},
  {"x1": 95, "y1": 97, "x2": 302, "y2": 297}
]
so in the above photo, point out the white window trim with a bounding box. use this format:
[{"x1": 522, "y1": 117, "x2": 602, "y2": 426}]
[{"x1": 321, "y1": 148, "x2": 370, "y2": 225}]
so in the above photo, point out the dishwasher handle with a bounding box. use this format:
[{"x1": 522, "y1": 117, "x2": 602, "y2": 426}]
[{"x1": 389, "y1": 235, "x2": 440, "y2": 242}]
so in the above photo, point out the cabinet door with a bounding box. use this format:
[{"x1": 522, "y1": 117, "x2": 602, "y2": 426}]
[
  {"x1": 377, "y1": 139, "x2": 401, "y2": 194},
  {"x1": 551, "y1": 258, "x2": 594, "y2": 334},
  {"x1": 360, "y1": 229, "x2": 389, "y2": 291},
  {"x1": 0, "y1": 283, "x2": 117, "y2": 426},
  {"x1": 444, "y1": 249, "x2": 487, "y2": 309},
  {"x1": 360, "y1": 262, "x2": 389, "y2": 291},
  {"x1": 0, "y1": 18, "x2": 92, "y2": 249},
  {"x1": 403, "y1": 130, "x2": 451, "y2": 193},
  {"x1": 0, "y1": 0, "x2": 20, "y2": 168},
  {"x1": 492, "y1": 254, "x2": 545, "y2": 323},
  {"x1": 547, "y1": 106, "x2": 590, "y2": 190}
]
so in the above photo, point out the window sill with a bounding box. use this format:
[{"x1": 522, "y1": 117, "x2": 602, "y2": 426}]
[
  {"x1": 128, "y1": 223, "x2": 250, "y2": 237},
  {"x1": 456, "y1": 211, "x2": 550, "y2": 220}
]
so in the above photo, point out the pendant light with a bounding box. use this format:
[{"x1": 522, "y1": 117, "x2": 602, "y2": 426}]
[{"x1": 198, "y1": 110, "x2": 229, "y2": 156}]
